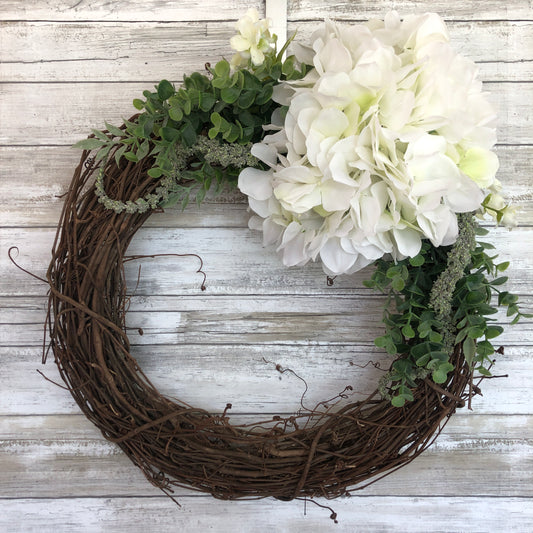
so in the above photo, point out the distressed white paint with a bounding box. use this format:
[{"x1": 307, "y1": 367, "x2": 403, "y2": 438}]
[
  {"x1": 1, "y1": 1, "x2": 532, "y2": 531},
  {"x1": 266, "y1": 0, "x2": 288, "y2": 46}
]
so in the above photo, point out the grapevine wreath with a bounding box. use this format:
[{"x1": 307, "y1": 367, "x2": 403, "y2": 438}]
[{"x1": 45, "y1": 10, "x2": 527, "y2": 508}]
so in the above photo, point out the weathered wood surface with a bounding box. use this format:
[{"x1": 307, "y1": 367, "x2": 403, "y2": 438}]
[
  {"x1": 2, "y1": 21, "x2": 531, "y2": 82},
  {"x1": 2, "y1": 343, "x2": 533, "y2": 416},
  {"x1": 1, "y1": 81, "x2": 531, "y2": 145},
  {"x1": 1, "y1": 415, "x2": 532, "y2": 498},
  {"x1": 1, "y1": 0, "x2": 532, "y2": 531},
  {"x1": 2, "y1": 145, "x2": 532, "y2": 227},
  {"x1": 2, "y1": 497, "x2": 531, "y2": 533},
  {"x1": 1, "y1": 0, "x2": 531, "y2": 21}
]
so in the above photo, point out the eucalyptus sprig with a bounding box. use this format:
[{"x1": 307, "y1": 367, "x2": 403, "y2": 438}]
[
  {"x1": 74, "y1": 41, "x2": 308, "y2": 210},
  {"x1": 365, "y1": 216, "x2": 530, "y2": 407}
]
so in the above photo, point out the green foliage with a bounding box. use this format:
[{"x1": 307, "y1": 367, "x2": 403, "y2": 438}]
[
  {"x1": 368, "y1": 216, "x2": 529, "y2": 406},
  {"x1": 75, "y1": 50, "x2": 309, "y2": 209}
]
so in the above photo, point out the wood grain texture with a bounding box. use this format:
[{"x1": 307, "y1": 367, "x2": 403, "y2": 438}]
[
  {"x1": 1, "y1": 414, "x2": 532, "y2": 498},
  {"x1": 1, "y1": 496, "x2": 531, "y2": 533},
  {"x1": 1, "y1": 145, "x2": 531, "y2": 228},
  {"x1": 2, "y1": 20, "x2": 531, "y2": 82},
  {"x1": 0, "y1": 0, "x2": 265, "y2": 21},
  {"x1": 1, "y1": 0, "x2": 531, "y2": 21},
  {"x1": 1, "y1": 0, "x2": 532, "y2": 531},
  {"x1": 286, "y1": 0, "x2": 533, "y2": 21},
  {"x1": 2, "y1": 82, "x2": 530, "y2": 146},
  {"x1": 2, "y1": 226, "x2": 532, "y2": 296},
  {"x1": 2, "y1": 343, "x2": 532, "y2": 416}
]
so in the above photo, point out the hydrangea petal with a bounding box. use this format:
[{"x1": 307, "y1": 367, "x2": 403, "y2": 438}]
[
  {"x1": 458, "y1": 147, "x2": 499, "y2": 188},
  {"x1": 238, "y1": 167, "x2": 273, "y2": 200},
  {"x1": 319, "y1": 237, "x2": 357, "y2": 274},
  {"x1": 392, "y1": 226, "x2": 422, "y2": 257}
]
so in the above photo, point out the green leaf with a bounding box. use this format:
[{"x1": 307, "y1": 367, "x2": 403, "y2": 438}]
[
  {"x1": 105, "y1": 122, "x2": 124, "y2": 137},
  {"x1": 455, "y1": 327, "x2": 469, "y2": 344},
  {"x1": 160, "y1": 127, "x2": 180, "y2": 143},
  {"x1": 490, "y1": 276, "x2": 508, "y2": 286},
  {"x1": 409, "y1": 254, "x2": 425, "y2": 267},
  {"x1": 199, "y1": 92, "x2": 216, "y2": 112},
  {"x1": 500, "y1": 292, "x2": 518, "y2": 305},
  {"x1": 477, "y1": 340, "x2": 495, "y2": 357},
  {"x1": 432, "y1": 369, "x2": 447, "y2": 384},
  {"x1": 466, "y1": 291, "x2": 486, "y2": 304},
  {"x1": 72, "y1": 138, "x2": 107, "y2": 150},
  {"x1": 123, "y1": 151, "x2": 138, "y2": 163},
  {"x1": 467, "y1": 326, "x2": 485, "y2": 339},
  {"x1": 281, "y1": 55, "x2": 295, "y2": 77},
  {"x1": 114, "y1": 144, "x2": 127, "y2": 166},
  {"x1": 222, "y1": 123, "x2": 241, "y2": 143},
  {"x1": 91, "y1": 129, "x2": 111, "y2": 141},
  {"x1": 136, "y1": 140, "x2": 150, "y2": 161},
  {"x1": 238, "y1": 90, "x2": 257, "y2": 109},
  {"x1": 402, "y1": 325, "x2": 415, "y2": 339},
  {"x1": 485, "y1": 326, "x2": 504, "y2": 339},
  {"x1": 375, "y1": 336, "x2": 389, "y2": 348},
  {"x1": 496, "y1": 261, "x2": 510, "y2": 272},
  {"x1": 410, "y1": 342, "x2": 432, "y2": 358},
  {"x1": 133, "y1": 98, "x2": 145, "y2": 110},
  {"x1": 180, "y1": 121, "x2": 197, "y2": 147},
  {"x1": 391, "y1": 277, "x2": 405, "y2": 291},
  {"x1": 214, "y1": 60, "x2": 230, "y2": 78},
  {"x1": 221, "y1": 86, "x2": 241, "y2": 104},
  {"x1": 415, "y1": 353, "x2": 431, "y2": 367},
  {"x1": 157, "y1": 79, "x2": 175, "y2": 101},
  {"x1": 391, "y1": 395, "x2": 407, "y2": 408},
  {"x1": 169, "y1": 106, "x2": 183, "y2": 121},
  {"x1": 255, "y1": 84, "x2": 273, "y2": 105},
  {"x1": 463, "y1": 336, "x2": 476, "y2": 366},
  {"x1": 210, "y1": 112, "x2": 222, "y2": 128},
  {"x1": 212, "y1": 76, "x2": 230, "y2": 89},
  {"x1": 147, "y1": 167, "x2": 163, "y2": 178}
]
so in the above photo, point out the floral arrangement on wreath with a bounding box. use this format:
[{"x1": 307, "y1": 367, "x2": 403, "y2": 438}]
[{"x1": 77, "y1": 9, "x2": 527, "y2": 407}]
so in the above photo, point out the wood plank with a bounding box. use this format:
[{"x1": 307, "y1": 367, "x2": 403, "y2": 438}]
[
  {"x1": 2, "y1": 21, "x2": 530, "y2": 83},
  {"x1": 2, "y1": 226, "x2": 532, "y2": 296},
  {"x1": 0, "y1": 0, "x2": 264, "y2": 22},
  {"x1": 2, "y1": 343, "x2": 532, "y2": 416},
  {"x1": 0, "y1": 22, "x2": 235, "y2": 83},
  {"x1": 0, "y1": 147, "x2": 251, "y2": 228},
  {"x1": 1, "y1": 145, "x2": 531, "y2": 228},
  {"x1": 2, "y1": 0, "x2": 532, "y2": 21},
  {"x1": 4, "y1": 413, "x2": 531, "y2": 441},
  {"x1": 1, "y1": 414, "x2": 531, "y2": 499},
  {"x1": 2, "y1": 293, "x2": 532, "y2": 346},
  {"x1": 1, "y1": 496, "x2": 532, "y2": 533},
  {"x1": 1, "y1": 82, "x2": 530, "y2": 146},
  {"x1": 287, "y1": 0, "x2": 533, "y2": 21}
]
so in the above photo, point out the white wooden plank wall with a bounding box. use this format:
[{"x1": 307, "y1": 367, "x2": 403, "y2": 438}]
[{"x1": 1, "y1": 0, "x2": 532, "y2": 531}]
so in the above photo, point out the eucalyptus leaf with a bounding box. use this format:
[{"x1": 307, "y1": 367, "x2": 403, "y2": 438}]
[
  {"x1": 72, "y1": 138, "x2": 107, "y2": 150},
  {"x1": 157, "y1": 80, "x2": 175, "y2": 101},
  {"x1": 463, "y1": 337, "x2": 476, "y2": 366}
]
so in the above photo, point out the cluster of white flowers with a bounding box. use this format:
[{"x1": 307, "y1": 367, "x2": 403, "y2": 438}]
[
  {"x1": 237, "y1": 12, "x2": 516, "y2": 275},
  {"x1": 230, "y1": 8, "x2": 276, "y2": 68}
]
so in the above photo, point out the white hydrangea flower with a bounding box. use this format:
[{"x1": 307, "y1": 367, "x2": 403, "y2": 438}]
[
  {"x1": 238, "y1": 12, "x2": 508, "y2": 275},
  {"x1": 230, "y1": 8, "x2": 275, "y2": 67}
]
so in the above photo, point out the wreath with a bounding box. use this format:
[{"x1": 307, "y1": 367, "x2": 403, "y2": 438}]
[{"x1": 45, "y1": 10, "x2": 527, "y2": 511}]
